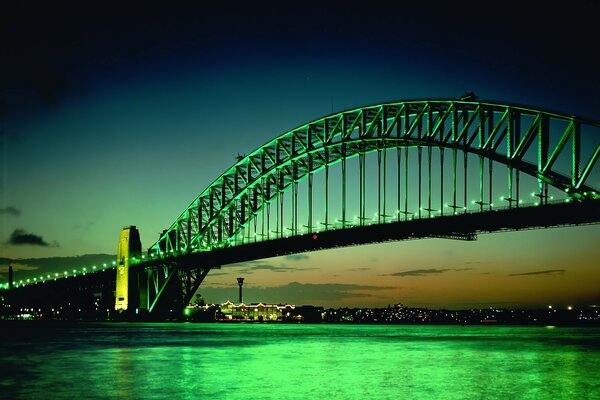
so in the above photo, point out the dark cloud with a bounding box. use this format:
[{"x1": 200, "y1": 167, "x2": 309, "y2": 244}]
[
  {"x1": 388, "y1": 268, "x2": 451, "y2": 277},
  {"x1": 508, "y1": 269, "x2": 566, "y2": 277},
  {"x1": 284, "y1": 254, "x2": 310, "y2": 261},
  {"x1": 205, "y1": 271, "x2": 231, "y2": 277},
  {"x1": 0, "y1": 254, "x2": 114, "y2": 272},
  {"x1": 228, "y1": 260, "x2": 319, "y2": 275},
  {"x1": 236, "y1": 263, "x2": 295, "y2": 274},
  {"x1": 252, "y1": 263, "x2": 295, "y2": 272},
  {"x1": 385, "y1": 268, "x2": 472, "y2": 277},
  {"x1": 0, "y1": 206, "x2": 20, "y2": 216},
  {"x1": 0, "y1": 263, "x2": 39, "y2": 273},
  {"x1": 203, "y1": 282, "x2": 234, "y2": 287},
  {"x1": 348, "y1": 267, "x2": 370, "y2": 271},
  {"x1": 199, "y1": 281, "x2": 393, "y2": 305},
  {"x1": 6, "y1": 229, "x2": 56, "y2": 246}
]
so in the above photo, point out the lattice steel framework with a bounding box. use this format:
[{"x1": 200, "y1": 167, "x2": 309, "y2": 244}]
[
  {"x1": 149, "y1": 100, "x2": 600, "y2": 257},
  {"x1": 144, "y1": 265, "x2": 210, "y2": 314}
]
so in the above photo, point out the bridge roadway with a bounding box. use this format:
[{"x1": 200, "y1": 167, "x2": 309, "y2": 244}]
[
  {"x1": 3, "y1": 200, "x2": 598, "y2": 319},
  {"x1": 139, "y1": 200, "x2": 600, "y2": 271}
]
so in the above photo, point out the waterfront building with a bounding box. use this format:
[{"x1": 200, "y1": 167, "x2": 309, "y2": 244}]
[{"x1": 218, "y1": 300, "x2": 295, "y2": 321}]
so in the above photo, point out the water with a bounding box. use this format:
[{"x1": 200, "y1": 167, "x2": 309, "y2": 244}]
[{"x1": 1, "y1": 323, "x2": 599, "y2": 399}]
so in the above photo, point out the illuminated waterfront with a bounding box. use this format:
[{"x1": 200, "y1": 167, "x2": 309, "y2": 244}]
[{"x1": 1, "y1": 323, "x2": 599, "y2": 399}]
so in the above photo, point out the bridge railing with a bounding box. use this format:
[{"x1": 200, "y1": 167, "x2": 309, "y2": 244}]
[
  {"x1": 142, "y1": 197, "x2": 598, "y2": 262},
  {"x1": 1, "y1": 262, "x2": 117, "y2": 290}
]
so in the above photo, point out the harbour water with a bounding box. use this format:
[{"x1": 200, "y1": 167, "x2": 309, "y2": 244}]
[{"x1": 1, "y1": 323, "x2": 599, "y2": 399}]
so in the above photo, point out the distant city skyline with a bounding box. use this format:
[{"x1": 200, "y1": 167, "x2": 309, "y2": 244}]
[{"x1": 1, "y1": 2, "x2": 599, "y2": 308}]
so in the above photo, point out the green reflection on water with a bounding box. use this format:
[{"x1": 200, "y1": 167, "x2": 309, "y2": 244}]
[{"x1": 1, "y1": 324, "x2": 599, "y2": 399}]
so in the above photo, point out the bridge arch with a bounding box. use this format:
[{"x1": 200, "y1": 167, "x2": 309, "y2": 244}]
[{"x1": 150, "y1": 100, "x2": 600, "y2": 256}]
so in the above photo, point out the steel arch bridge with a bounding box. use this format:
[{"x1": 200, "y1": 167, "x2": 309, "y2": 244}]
[
  {"x1": 151, "y1": 99, "x2": 599, "y2": 255},
  {"x1": 130, "y1": 99, "x2": 600, "y2": 314}
]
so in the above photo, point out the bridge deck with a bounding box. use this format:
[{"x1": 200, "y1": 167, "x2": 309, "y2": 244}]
[{"x1": 141, "y1": 200, "x2": 600, "y2": 270}]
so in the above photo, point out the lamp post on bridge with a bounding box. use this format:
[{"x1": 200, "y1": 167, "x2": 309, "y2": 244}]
[{"x1": 237, "y1": 277, "x2": 244, "y2": 304}]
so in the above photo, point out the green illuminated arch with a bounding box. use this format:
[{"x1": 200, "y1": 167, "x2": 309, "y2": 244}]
[{"x1": 150, "y1": 100, "x2": 600, "y2": 255}]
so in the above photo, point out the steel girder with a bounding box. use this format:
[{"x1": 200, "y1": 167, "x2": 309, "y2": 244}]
[
  {"x1": 149, "y1": 100, "x2": 600, "y2": 256},
  {"x1": 144, "y1": 264, "x2": 211, "y2": 314}
]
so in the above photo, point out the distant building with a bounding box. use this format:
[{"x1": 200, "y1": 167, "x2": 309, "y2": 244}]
[
  {"x1": 219, "y1": 300, "x2": 295, "y2": 321},
  {"x1": 183, "y1": 301, "x2": 325, "y2": 322}
]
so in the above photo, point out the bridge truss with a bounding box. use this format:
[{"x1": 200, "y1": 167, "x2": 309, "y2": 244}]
[
  {"x1": 138, "y1": 99, "x2": 600, "y2": 313},
  {"x1": 151, "y1": 100, "x2": 599, "y2": 255}
]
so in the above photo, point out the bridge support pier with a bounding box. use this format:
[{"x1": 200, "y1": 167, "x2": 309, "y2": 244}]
[
  {"x1": 144, "y1": 264, "x2": 213, "y2": 318},
  {"x1": 115, "y1": 226, "x2": 141, "y2": 312}
]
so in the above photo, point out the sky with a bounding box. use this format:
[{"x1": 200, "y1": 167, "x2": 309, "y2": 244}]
[{"x1": 1, "y1": 1, "x2": 599, "y2": 309}]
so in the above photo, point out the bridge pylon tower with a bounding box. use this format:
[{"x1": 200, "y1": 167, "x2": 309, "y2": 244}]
[{"x1": 115, "y1": 226, "x2": 142, "y2": 312}]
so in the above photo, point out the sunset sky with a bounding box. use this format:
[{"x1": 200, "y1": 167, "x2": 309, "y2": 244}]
[{"x1": 1, "y1": 2, "x2": 599, "y2": 308}]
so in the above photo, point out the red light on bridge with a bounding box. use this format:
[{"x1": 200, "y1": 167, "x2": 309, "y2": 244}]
[{"x1": 312, "y1": 234, "x2": 318, "y2": 240}]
